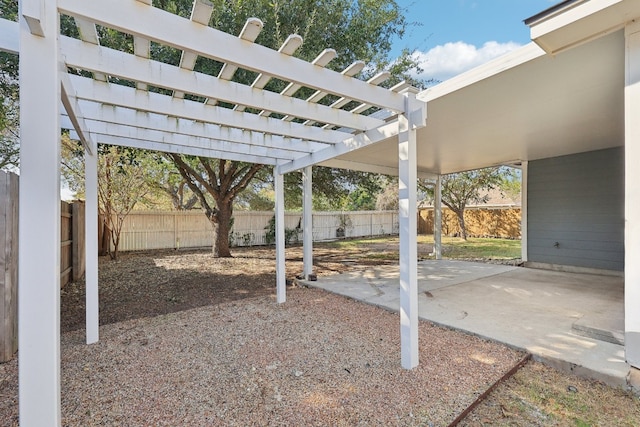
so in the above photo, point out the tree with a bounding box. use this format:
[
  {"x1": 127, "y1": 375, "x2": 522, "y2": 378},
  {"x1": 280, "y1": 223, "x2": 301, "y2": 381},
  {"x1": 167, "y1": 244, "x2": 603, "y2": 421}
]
[
  {"x1": 420, "y1": 167, "x2": 512, "y2": 240},
  {"x1": 61, "y1": 138, "x2": 152, "y2": 259},
  {"x1": 0, "y1": 52, "x2": 19, "y2": 170},
  {"x1": 98, "y1": 146, "x2": 151, "y2": 259},
  {"x1": 168, "y1": 155, "x2": 263, "y2": 257},
  {"x1": 0, "y1": 14, "x2": 19, "y2": 170},
  {"x1": 160, "y1": 0, "x2": 422, "y2": 257}
]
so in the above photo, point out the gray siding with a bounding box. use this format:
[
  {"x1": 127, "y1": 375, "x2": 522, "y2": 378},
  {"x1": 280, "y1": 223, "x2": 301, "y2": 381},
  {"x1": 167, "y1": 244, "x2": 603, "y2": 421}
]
[{"x1": 527, "y1": 148, "x2": 624, "y2": 271}]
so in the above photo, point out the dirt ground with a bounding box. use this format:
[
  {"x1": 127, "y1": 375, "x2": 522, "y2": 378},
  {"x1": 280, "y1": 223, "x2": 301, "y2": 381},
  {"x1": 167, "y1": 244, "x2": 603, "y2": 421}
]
[
  {"x1": 2, "y1": 242, "x2": 639, "y2": 425},
  {"x1": 60, "y1": 244, "x2": 402, "y2": 333}
]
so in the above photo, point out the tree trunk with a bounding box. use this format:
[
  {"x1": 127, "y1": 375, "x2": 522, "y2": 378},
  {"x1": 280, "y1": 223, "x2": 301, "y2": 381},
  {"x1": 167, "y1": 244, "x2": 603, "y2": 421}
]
[
  {"x1": 455, "y1": 209, "x2": 468, "y2": 240},
  {"x1": 211, "y1": 200, "x2": 233, "y2": 258}
]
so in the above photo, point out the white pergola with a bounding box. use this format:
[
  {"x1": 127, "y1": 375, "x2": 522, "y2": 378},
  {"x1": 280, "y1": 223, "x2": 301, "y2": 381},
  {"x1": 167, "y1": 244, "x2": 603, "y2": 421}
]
[
  {"x1": 4, "y1": 0, "x2": 640, "y2": 424},
  {"x1": 1, "y1": 0, "x2": 428, "y2": 424}
]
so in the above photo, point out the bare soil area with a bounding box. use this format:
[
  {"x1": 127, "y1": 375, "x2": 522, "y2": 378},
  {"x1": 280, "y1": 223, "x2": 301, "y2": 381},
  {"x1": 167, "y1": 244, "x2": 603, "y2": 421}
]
[{"x1": 1, "y1": 243, "x2": 639, "y2": 425}]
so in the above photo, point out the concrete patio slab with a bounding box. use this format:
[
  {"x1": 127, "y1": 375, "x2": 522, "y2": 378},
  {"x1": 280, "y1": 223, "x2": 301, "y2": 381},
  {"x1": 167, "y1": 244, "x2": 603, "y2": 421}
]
[{"x1": 303, "y1": 260, "x2": 629, "y2": 388}]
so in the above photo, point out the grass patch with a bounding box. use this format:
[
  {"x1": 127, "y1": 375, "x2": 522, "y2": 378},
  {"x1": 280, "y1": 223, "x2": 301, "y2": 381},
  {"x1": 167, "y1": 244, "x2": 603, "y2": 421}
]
[
  {"x1": 318, "y1": 235, "x2": 521, "y2": 261},
  {"x1": 437, "y1": 236, "x2": 521, "y2": 259}
]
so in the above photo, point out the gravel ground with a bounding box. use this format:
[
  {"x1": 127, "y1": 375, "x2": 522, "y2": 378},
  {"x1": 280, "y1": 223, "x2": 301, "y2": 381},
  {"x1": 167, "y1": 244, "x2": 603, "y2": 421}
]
[
  {"x1": 3, "y1": 245, "x2": 636, "y2": 425},
  {"x1": 1, "y1": 287, "x2": 524, "y2": 426}
]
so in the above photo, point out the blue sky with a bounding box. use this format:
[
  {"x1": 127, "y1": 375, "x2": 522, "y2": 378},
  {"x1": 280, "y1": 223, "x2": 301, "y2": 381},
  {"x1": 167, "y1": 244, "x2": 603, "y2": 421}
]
[{"x1": 392, "y1": 0, "x2": 556, "y2": 84}]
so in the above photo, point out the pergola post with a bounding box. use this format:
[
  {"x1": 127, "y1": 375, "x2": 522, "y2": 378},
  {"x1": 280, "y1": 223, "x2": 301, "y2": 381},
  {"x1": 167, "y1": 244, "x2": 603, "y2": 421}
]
[
  {"x1": 520, "y1": 161, "x2": 529, "y2": 263},
  {"x1": 18, "y1": 0, "x2": 62, "y2": 424},
  {"x1": 274, "y1": 166, "x2": 286, "y2": 303},
  {"x1": 302, "y1": 166, "x2": 314, "y2": 279},
  {"x1": 85, "y1": 140, "x2": 99, "y2": 344},
  {"x1": 433, "y1": 175, "x2": 442, "y2": 260},
  {"x1": 398, "y1": 89, "x2": 419, "y2": 369},
  {"x1": 625, "y1": 21, "x2": 640, "y2": 369}
]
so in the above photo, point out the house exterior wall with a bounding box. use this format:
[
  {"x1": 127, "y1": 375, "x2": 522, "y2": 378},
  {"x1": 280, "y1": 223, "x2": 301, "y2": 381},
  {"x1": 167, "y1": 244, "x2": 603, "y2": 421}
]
[{"x1": 527, "y1": 147, "x2": 624, "y2": 271}]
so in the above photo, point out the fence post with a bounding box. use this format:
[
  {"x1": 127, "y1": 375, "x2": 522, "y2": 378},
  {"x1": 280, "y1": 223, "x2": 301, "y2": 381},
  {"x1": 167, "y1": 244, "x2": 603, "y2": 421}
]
[{"x1": 0, "y1": 171, "x2": 19, "y2": 362}]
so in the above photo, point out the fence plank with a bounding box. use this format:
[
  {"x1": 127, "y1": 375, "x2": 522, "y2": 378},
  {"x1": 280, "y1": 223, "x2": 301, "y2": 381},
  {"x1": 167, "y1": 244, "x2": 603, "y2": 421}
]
[
  {"x1": 60, "y1": 201, "x2": 73, "y2": 286},
  {"x1": 72, "y1": 201, "x2": 86, "y2": 281},
  {"x1": 0, "y1": 171, "x2": 19, "y2": 362}
]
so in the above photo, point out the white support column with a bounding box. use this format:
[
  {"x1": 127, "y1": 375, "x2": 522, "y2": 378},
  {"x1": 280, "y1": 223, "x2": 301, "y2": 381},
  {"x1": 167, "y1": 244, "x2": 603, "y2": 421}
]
[
  {"x1": 302, "y1": 166, "x2": 314, "y2": 278},
  {"x1": 398, "y1": 91, "x2": 419, "y2": 369},
  {"x1": 274, "y1": 166, "x2": 286, "y2": 303},
  {"x1": 85, "y1": 141, "x2": 99, "y2": 344},
  {"x1": 520, "y1": 161, "x2": 529, "y2": 263},
  {"x1": 434, "y1": 175, "x2": 442, "y2": 260},
  {"x1": 18, "y1": 0, "x2": 62, "y2": 424},
  {"x1": 625, "y1": 21, "x2": 640, "y2": 369}
]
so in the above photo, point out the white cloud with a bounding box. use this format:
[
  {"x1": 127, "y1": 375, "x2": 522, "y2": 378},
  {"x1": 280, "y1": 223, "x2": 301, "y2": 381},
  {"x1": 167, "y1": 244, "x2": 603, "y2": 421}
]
[{"x1": 411, "y1": 40, "x2": 522, "y2": 85}]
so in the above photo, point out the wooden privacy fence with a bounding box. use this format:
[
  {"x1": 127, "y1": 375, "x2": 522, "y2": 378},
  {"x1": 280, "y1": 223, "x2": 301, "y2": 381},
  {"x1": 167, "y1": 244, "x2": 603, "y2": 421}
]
[
  {"x1": 116, "y1": 210, "x2": 400, "y2": 252},
  {"x1": 418, "y1": 207, "x2": 521, "y2": 239},
  {"x1": 0, "y1": 171, "x2": 86, "y2": 361}
]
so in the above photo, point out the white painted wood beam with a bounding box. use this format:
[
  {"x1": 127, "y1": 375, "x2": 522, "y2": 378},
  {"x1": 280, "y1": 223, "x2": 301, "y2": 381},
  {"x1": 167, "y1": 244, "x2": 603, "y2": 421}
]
[
  {"x1": 82, "y1": 120, "x2": 300, "y2": 161},
  {"x1": 132, "y1": 0, "x2": 151, "y2": 92},
  {"x1": 236, "y1": 33, "x2": 302, "y2": 112},
  {"x1": 302, "y1": 166, "x2": 313, "y2": 278},
  {"x1": 279, "y1": 48, "x2": 337, "y2": 100},
  {"x1": 173, "y1": 0, "x2": 215, "y2": 98},
  {"x1": 21, "y1": 0, "x2": 45, "y2": 36},
  {"x1": 255, "y1": 35, "x2": 304, "y2": 116},
  {"x1": 72, "y1": 131, "x2": 279, "y2": 165},
  {"x1": 327, "y1": 80, "x2": 408, "y2": 127},
  {"x1": 60, "y1": 72, "x2": 95, "y2": 155},
  {"x1": 70, "y1": 101, "x2": 329, "y2": 154},
  {"x1": 57, "y1": 0, "x2": 406, "y2": 112},
  {"x1": 278, "y1": 119, "x2": 401, "y2": 174},
  {"x1": 274, "y1": 166, "x2": 286, "y2": 303},
  {"x1": 398, "y1": 92, "x2": 419, "y2": 370},
  {"x1": 318, "y1": 158, "x2": 401, "y2": 176},
  {"x1": 209, "y1": 18, "x2": 263, "y2": 105},
  {"x1": 69, "y1": 75, "x2": 350, "y2": 144},
  {"x1": 295, "y1": 61, "x2": 366, "y2": 125},
  {"x1": 61, "y1": 38, "x2": 383, "y2": 132},
  {"x1": 72, "y1": 18, "x2": 107, "y2": 82},
  {"x1": 190, "y1": 0, "x2": 213, "y2": 25},
  {"x1": 18, "y1": 0, "x2": 61, "y2": 423},
  {"x1": 0, "y1": 18, "x2": 18, "y2": 54},
  {"x1": 84, "y1": 138, "x2": 99, "y2": 344}
]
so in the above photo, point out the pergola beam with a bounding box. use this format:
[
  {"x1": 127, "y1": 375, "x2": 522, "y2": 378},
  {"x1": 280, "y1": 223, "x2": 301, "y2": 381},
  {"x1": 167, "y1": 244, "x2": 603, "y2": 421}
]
[
  {"x1": 71, "y1": 101, "x2": 330, "y2": 154},
  {"x1": 60, "y1": 72, "x2": 95, "y2": 155},
  {"x1": 57, "y1": 0, "x2": 406, "y2": 112},
  {"x1": 0, "y1": 18, "x2": 19, "y2": 53},
  {"x1": 70, "y1": 130, "x2": 278, "y2": 165},
  {"x1": 279, "y1": 119, "x2": 404, "y2": 174},
  {"x1": 69, "y1": 75, "x2": 349, "y2": 144},
  {"x1": 61, "y1": 37, "x2": 384, "y2": 132},
  {"x1": 79, "y1": 120, "x2": 300, "y2": 161}
]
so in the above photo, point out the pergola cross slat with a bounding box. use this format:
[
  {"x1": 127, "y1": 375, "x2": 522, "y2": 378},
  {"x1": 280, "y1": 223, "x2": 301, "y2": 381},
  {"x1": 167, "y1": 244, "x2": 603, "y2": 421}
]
[{"x1": 57, "y1": 0, "x2": 406, "y2": 112}]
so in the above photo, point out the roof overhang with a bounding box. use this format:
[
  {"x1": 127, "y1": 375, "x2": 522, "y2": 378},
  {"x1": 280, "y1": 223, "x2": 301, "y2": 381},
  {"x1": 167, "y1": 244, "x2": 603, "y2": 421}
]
[
  {"x1": 329, "y1": 0, "x2": 631, "y2": 176},
  {"x1": 526, "y1": 0, "x2": 640, "y2": 55}
]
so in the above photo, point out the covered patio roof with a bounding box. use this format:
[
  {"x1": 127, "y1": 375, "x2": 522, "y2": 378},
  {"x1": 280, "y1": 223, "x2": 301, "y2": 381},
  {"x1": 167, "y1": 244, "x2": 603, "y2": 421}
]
[{"x1": 322, "y1": 21, "x2": 625, "y2": 176}]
